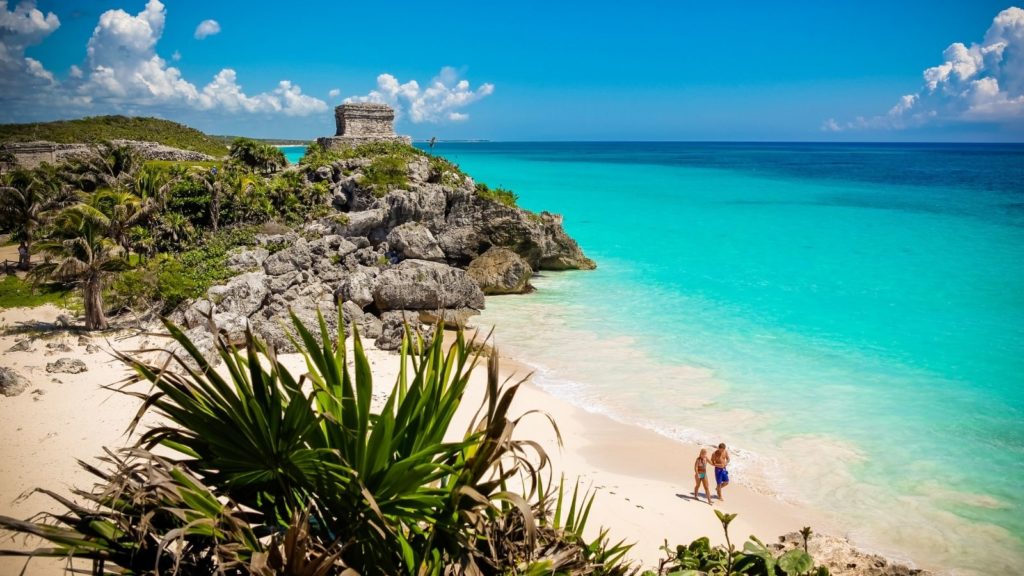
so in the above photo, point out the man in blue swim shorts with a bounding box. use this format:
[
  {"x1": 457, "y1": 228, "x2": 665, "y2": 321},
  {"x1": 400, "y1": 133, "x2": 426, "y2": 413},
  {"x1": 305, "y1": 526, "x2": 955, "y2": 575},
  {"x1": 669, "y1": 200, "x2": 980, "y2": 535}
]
[{"x1": 711, "y1": 443, "x2": 731, "y2": 501}]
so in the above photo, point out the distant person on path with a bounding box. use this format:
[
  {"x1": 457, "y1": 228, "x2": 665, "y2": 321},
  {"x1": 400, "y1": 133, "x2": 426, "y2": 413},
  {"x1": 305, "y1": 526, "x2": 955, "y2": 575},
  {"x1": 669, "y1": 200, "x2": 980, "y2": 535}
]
[
  {"x1": 711, "y1": 443, "x2": 730, "y2": 501},
  {"x1": 693, "y1": 448, "x2": 713, "y2": 505},
  {"x1": 17, "y1": 241, "x2": 29, "y2": 270}
]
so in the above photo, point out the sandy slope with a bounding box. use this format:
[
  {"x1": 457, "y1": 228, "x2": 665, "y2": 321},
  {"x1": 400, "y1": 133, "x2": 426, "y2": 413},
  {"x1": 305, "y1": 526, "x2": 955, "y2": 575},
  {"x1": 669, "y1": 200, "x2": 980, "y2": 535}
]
[{"x1": 0, "y1": 306, "x2": 830, "y2": 575}]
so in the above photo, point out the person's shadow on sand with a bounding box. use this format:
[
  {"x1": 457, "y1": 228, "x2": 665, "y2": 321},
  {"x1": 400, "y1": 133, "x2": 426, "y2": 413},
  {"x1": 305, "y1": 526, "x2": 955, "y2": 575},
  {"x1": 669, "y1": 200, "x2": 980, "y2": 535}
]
[{"x1": 676, "y1": 492, "x2": 713, "y2": 504}]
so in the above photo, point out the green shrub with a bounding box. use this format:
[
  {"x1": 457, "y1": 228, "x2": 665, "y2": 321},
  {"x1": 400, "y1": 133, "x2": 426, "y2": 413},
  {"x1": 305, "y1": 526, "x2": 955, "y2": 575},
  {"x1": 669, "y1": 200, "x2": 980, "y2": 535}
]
[
  {"x1": 0, "y1": 116, "x2": 227, "y2": 157},
  {"x1": 229, "y1": 138, "x2": 286, "y2": 174},
  {"x1": 428, "y1": 155, "x2": 467, "y2": 187},
  {"x1": 300, "y1": 140, "x2": 425, "y2": 167},
  {"x1": 475, "y1": 182, "x2": 518, "y2": 207},
  {"x1": 106, "y1": 267, "x2": 159, "y2": 312},
  {"x1": 362, "y1": 154, "x2": 408, "y2": 196},
  {"x1": 113, "y1": 226, "x2": 256, "y2": 313}
]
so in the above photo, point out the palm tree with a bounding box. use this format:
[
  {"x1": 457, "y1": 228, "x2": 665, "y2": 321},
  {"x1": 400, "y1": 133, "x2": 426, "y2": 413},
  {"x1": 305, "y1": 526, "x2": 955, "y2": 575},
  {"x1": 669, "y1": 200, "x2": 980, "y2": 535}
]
[
  {"x1": 93, "y1": 188, "x2": 156, "y2": 258},
  {"x1": 69, "y1": 142, "x2": 142, "y2": 192},
  {"x1": 229, "y1": 137, "x2": 286, "y2": 174},
  {"x1": 0, "y1": 169, "x2": 75, "y2": 267},
  {"x1": 31, "y1": 202, "x2": 128, "y2": 330},
  {"x1": 190, "y1": 166, "x2": 224, "y2": 231}
]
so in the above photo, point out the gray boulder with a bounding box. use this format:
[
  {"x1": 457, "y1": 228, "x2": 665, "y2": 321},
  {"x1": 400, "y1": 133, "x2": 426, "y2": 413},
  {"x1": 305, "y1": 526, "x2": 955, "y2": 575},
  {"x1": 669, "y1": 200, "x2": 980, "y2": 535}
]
[
  {"x1": 375, "y1": 310, "x2": 435, "y2": 351},
  {"x1": 313, "y1": 165, "x2": 333, "y2": 182},
  {"x1": 269, "y1": 271, "x2": 302, "y2": 295},
  {"x1": 372, "y1": 260, "x2": 484, "y2": 311},
  {"x1": 226, "y1": 247, "x2": 269, "y2": 272},
  {"x1": 384, "y1": 185, "x2": 446, "y2": 230},
  {"x1": 0, "y1": 367, "x2": 29, "y2": 397},
  {"x1": 386, "y1": 222, "x2": 445, "y2": 262},
  {"x1": 263, "y1": 240, "x2": 313, "y2": 276},
  {"x1": 163, "y1": 327, "x2": 219, "y2": 372},
  {"x1": 46, "y1": 358, "x2": 87, "y2": 374},
  {"x1": 255, "y1": 297, "x2": 338, "y2": 353},
  {"x1": 338, "y1": 268, "x2": 376, "y2": 309},
  {"x1": 466, "y1": 246, "x2": 534, "y2": 295},
  {"x1": 183, "y1": 299, "x2": 214, "y2": 328},
  {"x1": 208, "y1": 272, "x2": 270, "y2": 317},
  {"x1": 334, "y1": 208, "x2": 389, "y2": 238},
  {"x1": 436, "y1": 226, "x2": 482, "y2": 264},
  {"x1": 210, "y1": 313, "x2": 251, "y2": 346},
  {"x1": 407, "y1": 156, "x2": 430, "y2": 183}
]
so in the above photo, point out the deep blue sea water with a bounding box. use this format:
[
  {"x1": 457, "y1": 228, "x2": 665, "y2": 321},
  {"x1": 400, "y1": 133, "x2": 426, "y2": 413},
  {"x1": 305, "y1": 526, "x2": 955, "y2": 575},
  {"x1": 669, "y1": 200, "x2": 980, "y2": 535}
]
[
  {"x1": 423, "y1": 142, "x2": 1024, "y2": 574},
  {"x1": 291, "y1": 142, "x2": 1023, "y2": 573}
]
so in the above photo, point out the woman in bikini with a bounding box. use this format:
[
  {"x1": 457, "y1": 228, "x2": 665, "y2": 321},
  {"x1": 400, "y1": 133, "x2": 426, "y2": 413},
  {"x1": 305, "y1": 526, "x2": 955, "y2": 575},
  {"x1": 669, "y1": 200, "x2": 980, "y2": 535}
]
[{"x1": 693, "y1": 448, "x2": 713, "y2": 505}]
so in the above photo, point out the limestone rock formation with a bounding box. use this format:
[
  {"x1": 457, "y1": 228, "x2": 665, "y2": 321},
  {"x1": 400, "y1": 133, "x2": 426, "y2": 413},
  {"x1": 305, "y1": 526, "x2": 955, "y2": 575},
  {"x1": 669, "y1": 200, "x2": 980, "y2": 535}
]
[
  {"x1": 775, "y1": 532, "x2": 930, "y2": 576},
  {"x1": 2, "y1": 140, "x2": 214, "y2": 169},
  {"x1": 466, "y1": 246, "x2": 534, "y2": 295},
  {"x1": 372, "y1": 260, "x2": 485, "y2": 312},
  {"x1": 386, "y1": 222, "x2": 445, "y2": 261},
  {"x1": 173, "y1": 137, "x2": 594, "y2": 354}
]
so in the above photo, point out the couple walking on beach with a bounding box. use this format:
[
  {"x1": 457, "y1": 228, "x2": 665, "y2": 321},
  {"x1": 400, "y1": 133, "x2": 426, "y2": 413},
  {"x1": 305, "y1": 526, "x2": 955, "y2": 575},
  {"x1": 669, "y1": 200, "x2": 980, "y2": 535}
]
[{"x1": 693, "y1": 443, "x2": 730, "y2": 505}]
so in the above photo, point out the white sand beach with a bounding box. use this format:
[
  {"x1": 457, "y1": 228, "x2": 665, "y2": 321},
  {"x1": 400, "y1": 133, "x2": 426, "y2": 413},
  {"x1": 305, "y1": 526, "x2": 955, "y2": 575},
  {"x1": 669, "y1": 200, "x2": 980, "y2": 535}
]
[{"x1": 0, "y1": 305, "x2": 877, "y2": 575}]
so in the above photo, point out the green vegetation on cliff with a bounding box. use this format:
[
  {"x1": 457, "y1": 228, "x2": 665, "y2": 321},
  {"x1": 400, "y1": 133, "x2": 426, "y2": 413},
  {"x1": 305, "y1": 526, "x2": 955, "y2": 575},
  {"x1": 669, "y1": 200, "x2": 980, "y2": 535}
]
[{"x1": 0, "y1": 116, "x2": 228, "y2": 157}]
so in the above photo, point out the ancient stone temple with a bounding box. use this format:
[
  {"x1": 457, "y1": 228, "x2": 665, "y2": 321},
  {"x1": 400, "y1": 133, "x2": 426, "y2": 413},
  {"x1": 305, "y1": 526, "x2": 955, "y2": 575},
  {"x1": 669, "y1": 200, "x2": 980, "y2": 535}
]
[{"x1": 316, "y1": 103, "x2": 411, "y2": 150}]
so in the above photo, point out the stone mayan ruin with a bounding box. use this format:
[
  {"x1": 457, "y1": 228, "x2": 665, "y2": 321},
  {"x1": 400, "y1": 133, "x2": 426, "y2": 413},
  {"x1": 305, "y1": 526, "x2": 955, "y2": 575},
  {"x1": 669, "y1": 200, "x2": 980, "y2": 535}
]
[{"x1": 316, "y1": 103, "x2": 411, "y2": 150}]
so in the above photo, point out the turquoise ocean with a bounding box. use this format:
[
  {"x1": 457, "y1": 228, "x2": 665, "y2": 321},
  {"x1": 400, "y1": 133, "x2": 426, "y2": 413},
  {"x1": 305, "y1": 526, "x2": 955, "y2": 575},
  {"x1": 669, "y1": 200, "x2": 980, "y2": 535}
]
[{"x1": 297, "y1": 142, "x2": 1024, "y2": 573}]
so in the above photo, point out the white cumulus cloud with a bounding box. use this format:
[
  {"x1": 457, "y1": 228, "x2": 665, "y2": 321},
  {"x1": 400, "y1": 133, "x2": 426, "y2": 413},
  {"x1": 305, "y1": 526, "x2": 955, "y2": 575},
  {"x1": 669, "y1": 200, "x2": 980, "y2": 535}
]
[
  {"x1": 0, "y1": 0, "x2": 60, "y2": 92},
  {"x1": 328, "y1": 88, "x2": 341, "y2": 99},
  {"x1": 194, "y1": 19, "x2": 220, "y2": 40},
  {"x1": 826, "y1": 6, "x2": 1024, "y2": 131},
  {"x1": 58, "y1": 0, "x2": 325, "y2": 116},
  {"x1": 346, "y1": 66, "x2": 494, "y2": 123}
]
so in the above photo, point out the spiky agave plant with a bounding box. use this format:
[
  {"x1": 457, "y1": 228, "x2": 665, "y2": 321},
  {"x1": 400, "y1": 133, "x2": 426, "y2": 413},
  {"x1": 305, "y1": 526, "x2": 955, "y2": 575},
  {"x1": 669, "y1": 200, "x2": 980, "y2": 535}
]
[
  {"x1": 0, "y1": 308, "x2": 566, "y2": 575},
  {"x1": 0, "y1": 309, "x2": 643, "y2": 575}
]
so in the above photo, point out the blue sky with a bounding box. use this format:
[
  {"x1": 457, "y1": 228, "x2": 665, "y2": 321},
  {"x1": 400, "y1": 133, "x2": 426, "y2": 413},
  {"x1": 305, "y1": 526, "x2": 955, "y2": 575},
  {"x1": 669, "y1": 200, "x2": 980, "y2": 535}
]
[{"x1": 2, "y1": 1, "x2": 1023, "y2": 141}]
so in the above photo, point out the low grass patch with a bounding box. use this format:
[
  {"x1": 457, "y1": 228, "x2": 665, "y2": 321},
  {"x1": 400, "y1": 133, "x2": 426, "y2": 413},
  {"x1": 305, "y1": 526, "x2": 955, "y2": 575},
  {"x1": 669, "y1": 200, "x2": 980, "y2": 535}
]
[
  {"x1": 0, "y1": 275, "x2": 74, "y2": 309},
  {"x1": 474, "y1": 182, "x2": 518, "y2": 207},
  {"x1": 143, "y1": 159, "x2": 222, "y2": 171},
  {"x1": 299, "y1": 140, "x2": 425, "y2": 167},
  {"x1": 362, "y1": 155, "x2": 408, "y2": 196}
]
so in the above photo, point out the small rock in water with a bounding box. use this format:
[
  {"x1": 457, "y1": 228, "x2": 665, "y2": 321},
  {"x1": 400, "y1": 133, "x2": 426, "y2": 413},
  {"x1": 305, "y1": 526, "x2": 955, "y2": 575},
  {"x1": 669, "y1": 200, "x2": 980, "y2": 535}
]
[{"x1": 46, "y1": 358, "x2": 88, "y2": 374}]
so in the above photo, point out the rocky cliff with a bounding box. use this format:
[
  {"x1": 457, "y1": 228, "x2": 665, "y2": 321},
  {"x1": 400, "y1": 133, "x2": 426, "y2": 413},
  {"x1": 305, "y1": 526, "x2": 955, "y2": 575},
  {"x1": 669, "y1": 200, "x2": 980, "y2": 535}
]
[{"x1": 173, "y1": 145, "x2": 594, "y2": 354}]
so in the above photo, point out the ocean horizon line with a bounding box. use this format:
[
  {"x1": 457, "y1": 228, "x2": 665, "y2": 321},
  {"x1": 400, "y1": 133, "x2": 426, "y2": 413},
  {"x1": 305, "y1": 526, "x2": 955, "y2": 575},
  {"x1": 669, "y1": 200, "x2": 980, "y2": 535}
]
[{"x1": 278, "y1": 139, "x2": 1024, "y2": 147}]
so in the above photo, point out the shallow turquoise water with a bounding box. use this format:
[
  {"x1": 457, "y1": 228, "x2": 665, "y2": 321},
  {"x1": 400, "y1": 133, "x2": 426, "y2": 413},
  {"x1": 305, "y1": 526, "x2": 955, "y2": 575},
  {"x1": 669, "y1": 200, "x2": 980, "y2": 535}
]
[
  {"x1": 281, "y1": 145, "x2": 306, "y2": 164},
  {"x1": 423, "y1": 143, "x2": 1024, "y2": 574}
]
